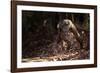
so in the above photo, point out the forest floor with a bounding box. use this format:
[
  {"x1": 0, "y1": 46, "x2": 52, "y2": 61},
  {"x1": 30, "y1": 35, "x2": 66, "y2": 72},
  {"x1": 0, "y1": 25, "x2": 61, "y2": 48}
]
[
  {"x1": 22, "y1": 49, "x2": 89, "y2": 62},
  {"x1": 22, "y1": 30, "x2": 89, "y2": 62}
]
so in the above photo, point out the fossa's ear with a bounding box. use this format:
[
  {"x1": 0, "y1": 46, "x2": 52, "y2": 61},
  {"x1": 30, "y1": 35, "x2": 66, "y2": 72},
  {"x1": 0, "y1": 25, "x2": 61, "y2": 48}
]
[{"x1": 57, "y1": 23, "x2": 60, "y2": 29}]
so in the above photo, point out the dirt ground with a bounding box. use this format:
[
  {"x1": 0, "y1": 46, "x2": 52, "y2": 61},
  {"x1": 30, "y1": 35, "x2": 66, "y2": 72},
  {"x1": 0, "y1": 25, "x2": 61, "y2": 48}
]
[{"x1": 22, "y1": 49, "x2": 89, "y2": 62}]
